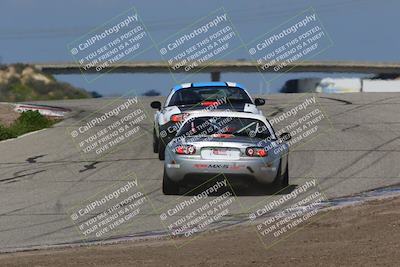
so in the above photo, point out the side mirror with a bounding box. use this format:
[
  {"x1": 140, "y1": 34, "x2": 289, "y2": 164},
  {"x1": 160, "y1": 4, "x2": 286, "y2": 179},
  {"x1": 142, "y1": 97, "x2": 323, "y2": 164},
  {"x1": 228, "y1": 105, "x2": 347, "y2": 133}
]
[
  {"x1": 279, "y1": 132, "x2": 291, "y2": 141},
  {"x1": 254, "y1": 98, "x2": 266, "y2": 106},
  {"x1": 150, "y1": 101, "x2": 162, "y2": 110}
]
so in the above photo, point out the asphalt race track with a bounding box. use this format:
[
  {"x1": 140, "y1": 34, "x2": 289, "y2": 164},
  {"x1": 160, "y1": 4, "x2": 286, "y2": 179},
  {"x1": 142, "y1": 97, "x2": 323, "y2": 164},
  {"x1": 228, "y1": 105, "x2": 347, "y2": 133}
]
[{"x1": 0, "y1": 93, "x2": 399, "y2": 251}]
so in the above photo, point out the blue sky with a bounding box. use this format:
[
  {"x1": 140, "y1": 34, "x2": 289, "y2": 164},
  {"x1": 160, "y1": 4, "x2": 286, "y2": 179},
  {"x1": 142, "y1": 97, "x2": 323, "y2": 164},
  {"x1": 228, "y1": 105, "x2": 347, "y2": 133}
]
[{"x1": 1, "y1": 0, "x2": 399, "y2": 96}]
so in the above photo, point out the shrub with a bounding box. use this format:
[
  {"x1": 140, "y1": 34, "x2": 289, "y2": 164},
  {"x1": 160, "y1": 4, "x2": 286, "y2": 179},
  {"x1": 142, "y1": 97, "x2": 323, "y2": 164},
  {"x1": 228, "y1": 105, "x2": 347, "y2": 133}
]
[
  {"x1": 11, "y1": 110, "x2": 54, "y2": 135},
  {"x1": 0, "y1": 110, "x2": 55, "y2": 140},
  {"x1": 0, "y1": 124, "x2": 16, "y2": 140}
]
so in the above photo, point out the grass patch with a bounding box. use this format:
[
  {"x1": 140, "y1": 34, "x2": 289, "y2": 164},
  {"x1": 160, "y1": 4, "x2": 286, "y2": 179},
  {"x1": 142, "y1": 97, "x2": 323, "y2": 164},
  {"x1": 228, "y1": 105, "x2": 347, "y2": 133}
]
[{"x1": 0, "y1": 110, "x2": 57, "y2": 141}]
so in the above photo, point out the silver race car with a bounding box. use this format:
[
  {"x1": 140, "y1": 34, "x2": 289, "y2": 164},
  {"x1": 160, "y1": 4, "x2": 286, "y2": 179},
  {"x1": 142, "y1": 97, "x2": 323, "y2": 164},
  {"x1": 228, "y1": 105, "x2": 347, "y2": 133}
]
[
  {"x1": 150, "y1": 82, "x2": 266, "y2": 160},
  {"x1": 162, "y1": 112, "x2": 291, "y2": 195}
]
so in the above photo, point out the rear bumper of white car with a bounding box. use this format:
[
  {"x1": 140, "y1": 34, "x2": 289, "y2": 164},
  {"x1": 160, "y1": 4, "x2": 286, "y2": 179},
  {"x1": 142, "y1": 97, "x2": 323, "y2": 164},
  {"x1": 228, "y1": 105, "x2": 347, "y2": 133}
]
[{"x1": 165, "y1": 156, "x2": 280, "y2": 184}]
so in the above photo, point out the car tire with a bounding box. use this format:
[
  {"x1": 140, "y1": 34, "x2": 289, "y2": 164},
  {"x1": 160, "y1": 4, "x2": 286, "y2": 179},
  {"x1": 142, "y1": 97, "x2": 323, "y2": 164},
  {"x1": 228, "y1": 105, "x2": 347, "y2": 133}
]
[
  {"x1": 162, "y1": 170, "x2": 179, "y2": 195},
  {"x1": 153, "y1": 129, "x2": 159, "y2": 153},
  {"x1": 281, "y1": 160, "x2": 289, "y2": 187},
  {"x1": 273, "y1": 159, "x2": 289, "y2": 188},
  {"x1": 158, "y1": 141, "x2": 166, "y2": 160}
]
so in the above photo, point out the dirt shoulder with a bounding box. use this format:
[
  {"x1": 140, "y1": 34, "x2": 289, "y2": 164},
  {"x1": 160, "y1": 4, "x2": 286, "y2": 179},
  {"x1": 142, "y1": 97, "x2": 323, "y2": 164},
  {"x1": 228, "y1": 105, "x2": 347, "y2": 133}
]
[
  {"x1": 1, "y1": 196, "x2": 400, "y2": 267},
  {"x1": 0, "y1": 103, "x2": 19, "y2": 126}
]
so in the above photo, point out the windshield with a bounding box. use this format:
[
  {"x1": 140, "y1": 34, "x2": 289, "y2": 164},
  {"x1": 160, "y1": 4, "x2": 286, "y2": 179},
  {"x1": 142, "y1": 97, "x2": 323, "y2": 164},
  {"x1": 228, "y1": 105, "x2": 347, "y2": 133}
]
[
  {"x1": 167, "y1": 87, "x2": 252, "y2": 106},
  {"x1": 177, "y1": 116, "x2": 272, "y2": 139}
]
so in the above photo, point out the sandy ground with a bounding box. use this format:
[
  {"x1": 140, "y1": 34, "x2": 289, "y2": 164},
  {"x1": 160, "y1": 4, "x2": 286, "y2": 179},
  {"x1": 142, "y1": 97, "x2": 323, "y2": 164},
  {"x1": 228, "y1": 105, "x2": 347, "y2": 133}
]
[
  {"x1": 0, "y1": 196, "x2": 399, "y2": 267},
  {"x1": 0, "y1": 103, "x2": 19, "y2": 126}
]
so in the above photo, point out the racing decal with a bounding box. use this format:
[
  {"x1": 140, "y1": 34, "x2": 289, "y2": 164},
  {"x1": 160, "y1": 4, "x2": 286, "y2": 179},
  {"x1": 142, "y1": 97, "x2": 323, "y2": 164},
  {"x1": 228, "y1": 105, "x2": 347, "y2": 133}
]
[{"x1": 193, "y1": 163, "x2": 245, "y2": 170}]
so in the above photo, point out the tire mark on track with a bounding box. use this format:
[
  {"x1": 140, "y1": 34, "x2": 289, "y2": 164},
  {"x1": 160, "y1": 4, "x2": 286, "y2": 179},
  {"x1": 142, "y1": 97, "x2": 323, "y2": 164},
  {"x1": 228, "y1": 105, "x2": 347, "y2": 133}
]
[{"x1": 319, "y1": 96, "x2": 352, "y2": 105}]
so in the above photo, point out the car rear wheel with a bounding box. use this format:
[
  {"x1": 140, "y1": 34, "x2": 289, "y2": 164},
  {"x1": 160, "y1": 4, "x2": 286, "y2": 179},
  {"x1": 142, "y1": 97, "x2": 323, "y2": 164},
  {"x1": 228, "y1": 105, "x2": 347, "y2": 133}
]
[
  {"x1": 153, "y1": 129, "x2": 159, "y2": 153},
  {"x1": 273, "y1": 159, "x2": 289, "y2": 188},
  {"x1": 162, "y1": 170, "x2": 179, "y2": 195},
  {"x1": 158, "y1": 141, "x2": 166, "y2": 160},
  {"x1": 281, "y1": 160, "x2": 289, "y2": 187}
]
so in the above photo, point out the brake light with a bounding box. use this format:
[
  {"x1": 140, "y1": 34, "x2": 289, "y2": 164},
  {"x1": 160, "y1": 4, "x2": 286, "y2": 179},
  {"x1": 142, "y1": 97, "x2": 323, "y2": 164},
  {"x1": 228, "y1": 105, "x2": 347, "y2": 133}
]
[
  {"x1": 170, "y1": 113, "x2": 188, "y2": 123},
  {"x1": 175, "y1": 145, "x2": 196, "y2": 155},
  {"x1": 246, "y1": 147, "x2": 267, "y2": 157}
]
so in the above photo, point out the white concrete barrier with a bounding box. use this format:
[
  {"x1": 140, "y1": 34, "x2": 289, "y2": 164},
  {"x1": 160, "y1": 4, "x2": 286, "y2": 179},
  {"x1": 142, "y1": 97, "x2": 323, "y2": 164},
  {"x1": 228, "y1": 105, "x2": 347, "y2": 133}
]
[
  {"x1": 362, "y1": 80, "x2": 400, "y2": 92},
  {"x1": 316, "y1": 78, "x2": 362, "y2": 93},
  {"x1": 14, "y1": 104, "x2": 70, "y2": 117}
]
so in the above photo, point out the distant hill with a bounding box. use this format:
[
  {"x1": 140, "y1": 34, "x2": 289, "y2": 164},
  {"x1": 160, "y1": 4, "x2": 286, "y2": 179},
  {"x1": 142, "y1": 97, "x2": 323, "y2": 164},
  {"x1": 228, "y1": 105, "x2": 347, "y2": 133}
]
[{"x1": 0, "y1": 63, "x2": 96, "y2": 102}]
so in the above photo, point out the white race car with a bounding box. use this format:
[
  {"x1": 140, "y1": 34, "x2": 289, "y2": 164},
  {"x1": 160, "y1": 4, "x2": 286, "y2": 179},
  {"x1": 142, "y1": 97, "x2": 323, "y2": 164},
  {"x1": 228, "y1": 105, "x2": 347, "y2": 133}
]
[
  {"x1": 150, "y1": 82, "x2": 266, "y2": 160},
  {"x1": 162, "y1": 111, "x2": 291, "y2": 195}
]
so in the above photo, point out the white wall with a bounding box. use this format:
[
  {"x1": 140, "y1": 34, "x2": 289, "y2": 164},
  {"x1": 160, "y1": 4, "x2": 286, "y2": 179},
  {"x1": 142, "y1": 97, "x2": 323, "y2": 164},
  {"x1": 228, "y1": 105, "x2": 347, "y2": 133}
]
[
  {"x1": 316, "y1": 78, "x2": 362, "y2": 93},
  {"x1": 291, "y1": 78, "x2": 400, "y2": 93},
  {"x1": 362, "y1": 80, "x2": 400, "y2": 92}
]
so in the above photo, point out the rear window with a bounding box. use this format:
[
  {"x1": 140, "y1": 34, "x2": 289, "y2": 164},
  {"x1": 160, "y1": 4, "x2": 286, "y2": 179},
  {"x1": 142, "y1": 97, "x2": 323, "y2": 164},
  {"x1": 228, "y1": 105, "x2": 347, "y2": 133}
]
[
  {"x1": 168, "y1": 87, "x2": 252, "y2": 106},
  {"x1": 177, "y1": 116, "x2": 272, "y2": 139}
]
